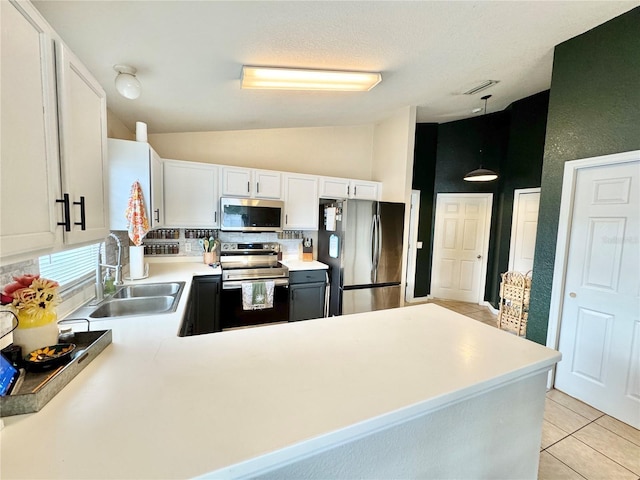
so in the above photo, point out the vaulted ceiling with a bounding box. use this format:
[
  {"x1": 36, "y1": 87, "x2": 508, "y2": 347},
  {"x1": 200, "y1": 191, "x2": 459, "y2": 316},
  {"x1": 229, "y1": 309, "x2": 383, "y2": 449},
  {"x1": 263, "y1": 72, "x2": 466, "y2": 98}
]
[{"x1": 34, "y1": 1, "x2": 638, "y2": 134}]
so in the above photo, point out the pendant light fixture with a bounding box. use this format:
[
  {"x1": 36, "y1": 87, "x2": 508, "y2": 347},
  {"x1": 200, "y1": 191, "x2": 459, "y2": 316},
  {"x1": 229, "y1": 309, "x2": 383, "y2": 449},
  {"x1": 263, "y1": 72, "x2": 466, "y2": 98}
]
[
  {"x1": 464, "y1": 94, "x2": 498, "y2": 182},
  {"x1": 113, "y1": 64, "x2": 141, "y2": 99}
]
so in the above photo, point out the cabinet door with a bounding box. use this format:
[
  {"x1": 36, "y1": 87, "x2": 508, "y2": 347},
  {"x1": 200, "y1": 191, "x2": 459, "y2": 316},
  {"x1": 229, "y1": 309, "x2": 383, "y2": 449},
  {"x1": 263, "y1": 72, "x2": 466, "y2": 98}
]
[
  {"x1": 351, "y1": 180, "x2": 380, "y2": 200},
  {"x1": 194, "y1": 276, "x2": 221, "y2": 334},
  {"x1": 56, "y1": 42, "x2": 109, "y2": 245},
  {"x1": 221, "y1": 166, "x2": 252, "y2": 197},
  {"x1": 0, "y1": 1, "x2": 62, "y2": 259},
  {"x1": 254, "y1": 170, "x2": 282, "y2": 199},
  {"x1": 283, "y1": 174, "x2": 319, "y2": 230},
  {"x1": 319, "y1": 177, "x2": 350, "y2": 199},
  {"x1": 164, "y1": 160, "x2": 219, "y2": 227},
  {"x1": 290, "y1": 282, "x2": 326, "y2": 321},
  {"x1": 149, "y1": 148, "x2": 164, "y2": 228}
]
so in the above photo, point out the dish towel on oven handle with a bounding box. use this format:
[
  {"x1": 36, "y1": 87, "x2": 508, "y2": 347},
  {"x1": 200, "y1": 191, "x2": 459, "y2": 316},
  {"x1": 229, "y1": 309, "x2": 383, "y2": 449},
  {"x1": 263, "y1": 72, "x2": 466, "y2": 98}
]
[{"x1": 241, "y1": 281, "x2": 275, "y2": 310}]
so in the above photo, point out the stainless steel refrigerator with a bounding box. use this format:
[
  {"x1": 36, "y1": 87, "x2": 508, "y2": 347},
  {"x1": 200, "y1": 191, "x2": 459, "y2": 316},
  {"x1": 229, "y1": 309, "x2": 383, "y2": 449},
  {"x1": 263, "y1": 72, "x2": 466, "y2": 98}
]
[{"x1": 318, "y1": 199, "x2": 405, "y2": 316}]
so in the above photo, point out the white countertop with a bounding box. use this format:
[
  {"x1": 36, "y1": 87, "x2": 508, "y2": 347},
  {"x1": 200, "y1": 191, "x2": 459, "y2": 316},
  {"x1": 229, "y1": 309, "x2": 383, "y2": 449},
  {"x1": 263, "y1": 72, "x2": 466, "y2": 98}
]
[
  {"x1": 280, "y1": 259, "x2": 328, "y2": 271},
  {"x1": 1, "y1": 262, "x2": 559, "y2": 479}
]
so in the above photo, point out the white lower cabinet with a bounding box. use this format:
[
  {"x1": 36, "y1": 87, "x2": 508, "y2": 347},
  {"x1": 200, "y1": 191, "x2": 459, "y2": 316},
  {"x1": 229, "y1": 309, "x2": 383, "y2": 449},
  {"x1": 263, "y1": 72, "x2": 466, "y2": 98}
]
[
  {"x1": 108, "y1": 139, "x2": 164, "y2": 230},
  {"x1": 1, "y1": 1, "x2": 108, "y2": 261},
  {"x1": 283, "y1": 174, "x2": 319, "y2": 230},
  {"x1": 164, "y1": 160, "x2": 219, "y2": 227}
]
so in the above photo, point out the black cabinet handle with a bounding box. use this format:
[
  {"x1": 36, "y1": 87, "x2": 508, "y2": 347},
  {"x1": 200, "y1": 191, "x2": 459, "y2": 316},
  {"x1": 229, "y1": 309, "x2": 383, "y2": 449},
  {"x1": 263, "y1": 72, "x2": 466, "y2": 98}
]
[
  {"x1": 154, "y1": 209, "x2": 160, "y2": 223},
  {"x1": 257, "y1": 182, "x2": 260, "y2": 193},
  {"x1": 247, "y1": 181, "x2": 250, "y2": 193},
  {"x1": 214, "y1": 211, "x2": 217, "y2": 223},
  {"x1": 56, "y1": 193, "x2": 71, "y2": 231},
  {"x1": 347, "y1": 185, "x2": 350, "y2": 196},
  {"x1": 73, "y1": 196, "x2": 86, "y2": 230},
  {"x1": 354, "y1": 186, "x2": 357, "y2": 196}
]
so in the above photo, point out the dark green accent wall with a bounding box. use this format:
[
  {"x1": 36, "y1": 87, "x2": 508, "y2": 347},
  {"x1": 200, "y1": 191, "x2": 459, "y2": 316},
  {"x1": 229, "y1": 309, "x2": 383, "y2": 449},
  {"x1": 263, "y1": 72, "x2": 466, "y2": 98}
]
[
  {"x1": 434, "y1": 111, "x2": 511, "y2": 302},
  {"x1": 490, "y1": 91, "x2": 549, "y2": 305},
  {"x1": 411, "y1": 123, "x2": 438, "y2": 297},
  {"x1": 527, "y1": 7, "x2": 640, "y2": 344},
  {"x1": 412, "y1": 91, "x2": 549, "y2": 306}
]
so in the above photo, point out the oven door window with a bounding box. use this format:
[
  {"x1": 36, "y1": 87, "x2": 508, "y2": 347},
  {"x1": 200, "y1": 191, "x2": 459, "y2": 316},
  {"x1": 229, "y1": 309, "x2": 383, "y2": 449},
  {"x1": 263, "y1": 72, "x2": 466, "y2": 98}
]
[{"x1": 221, "y1": 284, "x2": 289, "y2": 329}]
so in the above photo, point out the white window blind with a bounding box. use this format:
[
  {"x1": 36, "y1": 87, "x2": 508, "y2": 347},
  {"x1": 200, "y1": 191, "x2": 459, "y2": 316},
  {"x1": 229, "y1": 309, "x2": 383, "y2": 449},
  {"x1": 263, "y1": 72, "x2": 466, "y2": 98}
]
[{"x1": 39, "y1": 243, "x2": 102, "y2": 290}]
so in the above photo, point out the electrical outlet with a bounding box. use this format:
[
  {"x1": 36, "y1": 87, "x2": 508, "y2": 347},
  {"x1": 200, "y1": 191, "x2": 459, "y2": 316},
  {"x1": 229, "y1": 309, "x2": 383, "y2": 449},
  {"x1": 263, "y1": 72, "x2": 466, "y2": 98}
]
[{"x1": 185, "y1": 243, "x2": 191, "y2": 252}]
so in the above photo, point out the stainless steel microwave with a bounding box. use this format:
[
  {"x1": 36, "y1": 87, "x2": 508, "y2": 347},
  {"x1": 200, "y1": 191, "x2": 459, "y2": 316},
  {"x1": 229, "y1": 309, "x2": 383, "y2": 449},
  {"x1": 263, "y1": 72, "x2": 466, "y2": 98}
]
[{"x1": 220, "y1": 197, "x2": 284, "y2": 232}]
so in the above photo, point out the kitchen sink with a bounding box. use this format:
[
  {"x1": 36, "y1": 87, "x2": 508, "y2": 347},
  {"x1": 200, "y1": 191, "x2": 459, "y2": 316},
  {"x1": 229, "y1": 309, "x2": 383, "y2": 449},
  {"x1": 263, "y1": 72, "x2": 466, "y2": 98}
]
[
  {"x1": 74, "y1": 281, "x2": 186, "y2": 319},
  {"x1": 112, "y1": 282, "x2": 183, "y2": 299},
  {"x1": 89, "y1": 296, "x2": 176, "y2": 318}
]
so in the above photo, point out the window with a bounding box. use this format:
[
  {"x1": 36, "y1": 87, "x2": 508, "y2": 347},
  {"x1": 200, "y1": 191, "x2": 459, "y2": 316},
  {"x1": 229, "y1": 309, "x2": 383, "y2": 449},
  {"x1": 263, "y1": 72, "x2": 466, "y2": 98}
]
[{"x1": 39, "y1": 243, "x2": 101, "y2": 291}]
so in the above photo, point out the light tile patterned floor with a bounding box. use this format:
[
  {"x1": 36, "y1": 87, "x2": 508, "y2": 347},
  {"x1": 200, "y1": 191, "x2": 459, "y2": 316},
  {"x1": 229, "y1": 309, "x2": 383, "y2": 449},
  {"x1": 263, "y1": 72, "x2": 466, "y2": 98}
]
[{"x1": 422, "y1": 298, "x2": 640, "y2": 480}]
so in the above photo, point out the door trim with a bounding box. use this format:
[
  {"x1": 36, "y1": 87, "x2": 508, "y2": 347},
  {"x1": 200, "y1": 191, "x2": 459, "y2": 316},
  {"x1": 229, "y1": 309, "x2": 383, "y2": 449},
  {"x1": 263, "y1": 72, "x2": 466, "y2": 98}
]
[
  {"x1": 430, "y1": 193, "x2": 493, "y2": 304},
  {"x1": 508, "y1": 187, "x2": 540, "y2": 272},
  {"x1": 546, "y1": 150, "x2": 640, "y2": 385},
  {"x1": 405, "y1": 190, "x2": 421, "y2": 302}
]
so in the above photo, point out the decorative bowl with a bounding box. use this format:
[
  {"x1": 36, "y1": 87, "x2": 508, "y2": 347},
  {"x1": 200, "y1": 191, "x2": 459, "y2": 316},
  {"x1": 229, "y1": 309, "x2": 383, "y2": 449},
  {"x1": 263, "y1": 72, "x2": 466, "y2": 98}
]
[{"x1": 24, "y1": 343, "x2": 76, "y2": 372}]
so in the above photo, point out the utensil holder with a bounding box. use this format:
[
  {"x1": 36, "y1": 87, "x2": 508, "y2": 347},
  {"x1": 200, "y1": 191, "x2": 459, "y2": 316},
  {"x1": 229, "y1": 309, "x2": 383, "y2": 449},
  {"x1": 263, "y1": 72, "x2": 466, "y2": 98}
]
[{"x1": 203, "y1": 252, "x2": 216, "y2": 265}]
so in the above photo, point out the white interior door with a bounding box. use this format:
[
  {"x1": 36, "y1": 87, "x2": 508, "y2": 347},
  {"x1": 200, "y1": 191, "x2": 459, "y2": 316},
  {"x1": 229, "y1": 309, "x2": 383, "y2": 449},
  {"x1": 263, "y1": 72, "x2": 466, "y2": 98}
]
[
  {"x1": 508, "y1": 188, "x2": 540, "y2": 273},
  {"x1": 430, "y1": 194, "x2": 492, "y2": 303},
  {"x1": 405, "y1": 190, "x2": 421, "y2": 302},
  {"x1": 555, "y1": 158, "x2": 640, "y2": 428}
]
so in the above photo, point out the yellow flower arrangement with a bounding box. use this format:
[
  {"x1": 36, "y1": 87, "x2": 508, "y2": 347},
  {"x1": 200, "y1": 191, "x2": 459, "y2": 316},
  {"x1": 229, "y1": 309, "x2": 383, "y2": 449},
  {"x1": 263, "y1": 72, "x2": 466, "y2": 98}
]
[{"x1": 1, "y1": 274, "x2": 60, "y2": 323}]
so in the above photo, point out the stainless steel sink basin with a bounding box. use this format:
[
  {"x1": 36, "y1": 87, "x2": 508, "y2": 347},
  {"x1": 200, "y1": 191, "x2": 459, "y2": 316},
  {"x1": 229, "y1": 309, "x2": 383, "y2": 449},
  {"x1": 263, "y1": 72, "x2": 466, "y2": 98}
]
[
  {"x1": 89, "y1": 296, "x2": 176, "y2": 318},
  {"x1": 113, "y1": 282, "x2": 183, "y2": 298}
]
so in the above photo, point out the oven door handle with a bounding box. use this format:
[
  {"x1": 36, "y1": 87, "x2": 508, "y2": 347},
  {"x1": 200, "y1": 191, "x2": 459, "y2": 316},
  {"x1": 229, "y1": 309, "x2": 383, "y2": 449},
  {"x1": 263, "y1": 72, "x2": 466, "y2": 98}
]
[{"x1": 222, "y1": 279, "x2": 289, "y2": 290}]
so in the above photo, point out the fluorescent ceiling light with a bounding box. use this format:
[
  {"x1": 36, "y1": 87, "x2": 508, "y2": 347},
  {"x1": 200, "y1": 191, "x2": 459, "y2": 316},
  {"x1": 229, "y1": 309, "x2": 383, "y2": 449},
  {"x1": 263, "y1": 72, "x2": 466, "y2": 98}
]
[{"x1": 241, "y1": 66, "x2": 382, "y2": 91}]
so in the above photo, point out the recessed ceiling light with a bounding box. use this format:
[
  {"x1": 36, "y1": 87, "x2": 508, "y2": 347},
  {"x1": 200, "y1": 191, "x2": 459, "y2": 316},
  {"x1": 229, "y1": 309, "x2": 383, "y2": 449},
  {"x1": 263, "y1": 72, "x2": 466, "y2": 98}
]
[{"x1": 241, "y1": 66, "x2": 382, "y2": 91}]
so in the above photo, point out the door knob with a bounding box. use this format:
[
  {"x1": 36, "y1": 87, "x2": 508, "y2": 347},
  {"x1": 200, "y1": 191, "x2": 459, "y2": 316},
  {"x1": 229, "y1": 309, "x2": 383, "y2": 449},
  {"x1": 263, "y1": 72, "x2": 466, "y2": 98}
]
[
  {"x1": 569, "y1": 292, "x2": 577, "y2": 298},
  {"x1": 476, "y1": 255, "x2": 481, "y2": 259}
]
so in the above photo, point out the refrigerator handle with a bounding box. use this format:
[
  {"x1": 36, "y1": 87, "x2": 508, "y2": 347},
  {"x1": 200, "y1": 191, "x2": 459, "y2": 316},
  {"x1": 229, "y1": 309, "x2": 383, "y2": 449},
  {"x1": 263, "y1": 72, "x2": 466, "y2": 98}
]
[
  {"x1": 370, "y1": 214, "x2": 377, "y2": 271},
  {"x1": 376, "y1": 214, "x2": 382, "y2": 268}
]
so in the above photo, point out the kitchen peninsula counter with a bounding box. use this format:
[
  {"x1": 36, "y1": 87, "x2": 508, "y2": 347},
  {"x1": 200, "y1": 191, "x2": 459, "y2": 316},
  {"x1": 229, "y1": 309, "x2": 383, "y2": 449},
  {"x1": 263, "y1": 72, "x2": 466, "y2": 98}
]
[{"x1": 1, "y1": 264, "x2": 559, "y2": 479}]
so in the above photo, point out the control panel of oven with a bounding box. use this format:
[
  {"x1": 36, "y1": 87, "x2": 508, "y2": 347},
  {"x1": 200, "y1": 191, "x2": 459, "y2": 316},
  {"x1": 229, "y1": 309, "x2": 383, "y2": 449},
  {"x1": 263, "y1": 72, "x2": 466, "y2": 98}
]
[{"x1": 220, "y1": 242, "x2": 280, "y2": 253}]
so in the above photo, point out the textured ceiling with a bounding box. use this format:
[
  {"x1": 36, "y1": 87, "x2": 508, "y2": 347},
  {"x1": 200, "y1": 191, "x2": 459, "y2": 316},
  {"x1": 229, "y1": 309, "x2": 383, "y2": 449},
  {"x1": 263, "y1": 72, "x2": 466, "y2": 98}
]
[{"x1": 33, "y1": 1, "x2": 638, "y2": 134}]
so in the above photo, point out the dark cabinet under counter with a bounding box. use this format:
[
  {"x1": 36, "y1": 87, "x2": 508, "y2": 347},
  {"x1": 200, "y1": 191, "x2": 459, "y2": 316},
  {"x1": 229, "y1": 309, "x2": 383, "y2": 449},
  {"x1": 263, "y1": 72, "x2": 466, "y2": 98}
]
[
  {"x1": 180, "y1": 275, "x2": 221, "y2": 336},
  {"x1": 289, "y1": 270, "x2": 327, "y2": 322}
]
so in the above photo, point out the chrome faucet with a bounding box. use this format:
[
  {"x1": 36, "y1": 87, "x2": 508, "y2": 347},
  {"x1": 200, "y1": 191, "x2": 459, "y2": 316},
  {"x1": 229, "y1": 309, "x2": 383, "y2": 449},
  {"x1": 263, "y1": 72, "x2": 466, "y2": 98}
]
[{"x1": 95, "y1": 233, "x2": 123, "y2": 302}]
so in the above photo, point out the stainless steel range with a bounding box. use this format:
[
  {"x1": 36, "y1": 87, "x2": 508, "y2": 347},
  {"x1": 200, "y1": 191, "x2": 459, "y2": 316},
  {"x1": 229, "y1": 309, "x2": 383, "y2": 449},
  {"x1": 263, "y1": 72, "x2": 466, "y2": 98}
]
[{"x1": 219, "y1": 242, "x2": 289, "y2": 329}]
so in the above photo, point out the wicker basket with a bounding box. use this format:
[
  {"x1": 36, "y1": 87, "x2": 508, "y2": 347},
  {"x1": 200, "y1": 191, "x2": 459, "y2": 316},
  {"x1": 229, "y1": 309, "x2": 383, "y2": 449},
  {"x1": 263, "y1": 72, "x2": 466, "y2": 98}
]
[{"x1": 497, "y1": 270, "x2": 532, "y2": 336}]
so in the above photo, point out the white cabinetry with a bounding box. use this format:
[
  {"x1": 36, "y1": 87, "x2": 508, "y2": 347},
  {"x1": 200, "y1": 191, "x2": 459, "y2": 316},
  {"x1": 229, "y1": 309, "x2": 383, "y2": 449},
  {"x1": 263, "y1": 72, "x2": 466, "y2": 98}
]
[
  {"x1": 221, "y1": 166, "x2": 281, "y2": 199},
  {"x1": 56, "y1": 42, "x2": 109, "y2": 245},
  {"x1": 0, "y1": 1, "x2": 108, "y2": 260},
  {"x1": 1, "y1": 0, "x2": 61, "y2": 258},
  {"x1": 319, "y1": 177, "x2": 380, "y2": 200},
  {"x1": 164, "y1": 160, "x2": 219, "y2": 227},
  {"x1": 283, "y1": 174, "x2": 319, "y2": 230},
  {"x1": 108, "y1": 139, "x2": 164, "y2": 230}
]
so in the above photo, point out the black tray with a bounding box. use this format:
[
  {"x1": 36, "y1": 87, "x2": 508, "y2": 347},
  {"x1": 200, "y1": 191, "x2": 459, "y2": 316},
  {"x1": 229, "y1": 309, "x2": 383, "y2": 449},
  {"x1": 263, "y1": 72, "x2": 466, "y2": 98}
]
[{"x1": 0, "y1": 329, "x2": 112, "y2": 417}]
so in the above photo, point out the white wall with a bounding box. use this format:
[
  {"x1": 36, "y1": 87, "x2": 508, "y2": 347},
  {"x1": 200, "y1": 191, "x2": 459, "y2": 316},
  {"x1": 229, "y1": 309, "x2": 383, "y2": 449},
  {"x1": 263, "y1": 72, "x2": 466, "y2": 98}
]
[
  {"x1": 147, "y1": 125, "x2": 375, "y2": 179},
  {"x1": 371, "y1": 106, "x2": 417, "y2": 307},
  {"x1": 371, "y1": 106, "x2": 416, "y2": 203}
]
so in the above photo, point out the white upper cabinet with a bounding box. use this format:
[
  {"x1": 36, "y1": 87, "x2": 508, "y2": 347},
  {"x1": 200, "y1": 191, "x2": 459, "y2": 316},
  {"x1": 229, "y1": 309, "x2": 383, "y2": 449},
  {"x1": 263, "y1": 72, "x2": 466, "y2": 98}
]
[
  {"x1": 221, "y1": 166, "x2": 282, "y2": 199},
  {"x1": 319, "y1": 177, "x2": 380, "y2": 200},
  {"x1": 1, "y1": 1, "x2": 109, "y2": 260},
  {"x1": 283, "y1": 173, "x2": 319, "y2": 230},
  {"x1": 0, "y1": 0, "x2": 62, "y2": 259},
  {"x1": 350, "y1": 179, "x2": 380, "y2": 200},
  {"x1": 164, "y1": 160, "x2": 219, "y2": 228},
  {"x1": 56, "y1": 42, "x2": 109, "y2": 245},
  {"x1": 108, "y1": 139, "x2": 164, "y2": 231}
]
